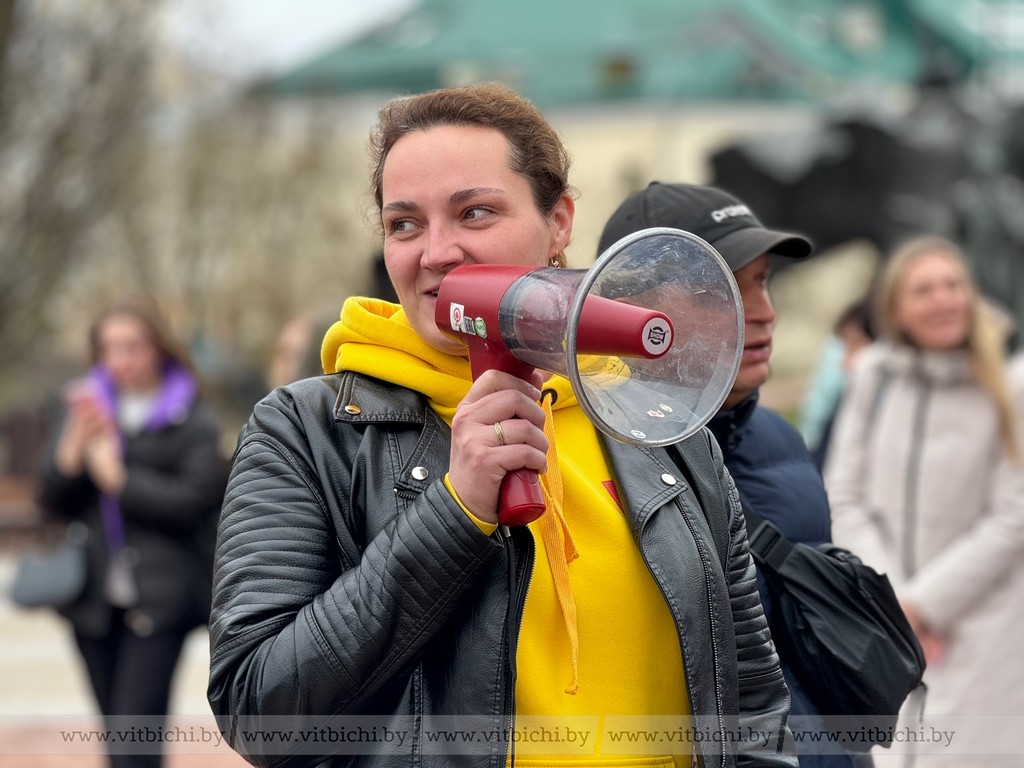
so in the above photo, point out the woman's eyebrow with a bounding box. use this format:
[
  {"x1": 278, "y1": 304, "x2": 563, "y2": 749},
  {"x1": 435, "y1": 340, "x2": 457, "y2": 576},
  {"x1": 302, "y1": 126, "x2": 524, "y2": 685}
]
[
  {"x1": 381, "y1": 200, "x2": 418, "y2": 214},
  {"x1": 449, "y1": 187, "x2": 504, "y2": 205}
]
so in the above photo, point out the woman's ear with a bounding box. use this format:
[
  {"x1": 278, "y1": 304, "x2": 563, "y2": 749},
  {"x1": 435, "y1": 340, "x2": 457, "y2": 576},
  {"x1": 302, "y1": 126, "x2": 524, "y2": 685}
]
[{"x1": 549, "y1": 193, "x2": 575, "y2": 256}]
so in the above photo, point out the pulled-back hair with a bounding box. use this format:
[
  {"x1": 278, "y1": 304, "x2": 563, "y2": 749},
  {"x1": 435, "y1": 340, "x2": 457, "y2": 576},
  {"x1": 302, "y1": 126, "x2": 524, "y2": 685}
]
[{"x1": 369, "y1": 83, "x2": 574, "y2": 228}]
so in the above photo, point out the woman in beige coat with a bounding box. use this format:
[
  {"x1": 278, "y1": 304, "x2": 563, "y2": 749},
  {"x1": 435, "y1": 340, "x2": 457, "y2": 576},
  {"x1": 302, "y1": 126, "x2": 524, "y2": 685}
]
[{"x1": 824, "y1": 235, "x2": 1024, "y2": 767}]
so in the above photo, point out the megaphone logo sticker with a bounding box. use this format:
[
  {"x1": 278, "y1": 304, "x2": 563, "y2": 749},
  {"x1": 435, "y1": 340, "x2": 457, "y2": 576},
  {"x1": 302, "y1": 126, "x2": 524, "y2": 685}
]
[
  {"x1": 449, "y1": 303, "x2": 465, "y2": 332},
  {"x1": 642, "y1": 320, "x2": 672, "y2": 355}
]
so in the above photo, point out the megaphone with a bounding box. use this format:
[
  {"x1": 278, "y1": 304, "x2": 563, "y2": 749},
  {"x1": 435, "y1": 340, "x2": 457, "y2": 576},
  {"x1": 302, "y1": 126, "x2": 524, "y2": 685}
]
[{"x1": 435, "y1": 227, "x2": 743, "y2": 526}]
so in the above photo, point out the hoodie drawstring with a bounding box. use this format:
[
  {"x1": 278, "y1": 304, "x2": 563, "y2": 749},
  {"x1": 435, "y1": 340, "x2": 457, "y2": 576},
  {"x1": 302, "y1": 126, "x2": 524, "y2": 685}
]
[{"x1": 538, "y1": 392, "x2": 580, "y2": 695}]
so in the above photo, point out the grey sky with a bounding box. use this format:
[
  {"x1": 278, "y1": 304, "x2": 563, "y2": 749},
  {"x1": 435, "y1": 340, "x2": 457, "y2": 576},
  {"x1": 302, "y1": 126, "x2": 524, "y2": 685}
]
[{"x1": 165, "y1": 0, "x2": 415, "y2": 77}]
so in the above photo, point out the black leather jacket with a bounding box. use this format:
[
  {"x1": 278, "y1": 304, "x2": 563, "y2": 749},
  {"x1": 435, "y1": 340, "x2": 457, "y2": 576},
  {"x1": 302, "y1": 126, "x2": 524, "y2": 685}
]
[{"x1": 208, "y1": 373, "x2": 795, "y2": 768}]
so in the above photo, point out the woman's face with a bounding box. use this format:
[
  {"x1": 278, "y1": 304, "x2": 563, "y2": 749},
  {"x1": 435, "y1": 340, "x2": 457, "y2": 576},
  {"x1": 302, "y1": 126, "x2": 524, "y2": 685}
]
[
  {"x1": 893, "y1": 251, "x2": 973, "y2": 351},
  {"x1": 97, "y1": 314, "x2": 163, "y2": 392},
  {"x1": 380, "y1": 125, "x2": 573, "y2": 355}
]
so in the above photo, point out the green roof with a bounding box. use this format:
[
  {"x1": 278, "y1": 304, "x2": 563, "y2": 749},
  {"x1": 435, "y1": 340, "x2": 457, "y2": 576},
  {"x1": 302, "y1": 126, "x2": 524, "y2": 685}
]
[{"x1": 266, "y1": 0, "x2": 1023, "y2": 106}]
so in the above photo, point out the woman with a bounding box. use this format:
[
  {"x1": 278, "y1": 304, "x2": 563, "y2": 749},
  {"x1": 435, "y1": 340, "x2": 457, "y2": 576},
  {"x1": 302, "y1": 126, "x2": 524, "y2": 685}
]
[
  {"x1": 208, "y1": 84, "x2": 794, "y2": 768},
  {"x1": 38, "y1": 298, "x2": 227, "y2": 768},
  {"x1": 824, "y1": 236, "x2": 1024, "y2": 766}
]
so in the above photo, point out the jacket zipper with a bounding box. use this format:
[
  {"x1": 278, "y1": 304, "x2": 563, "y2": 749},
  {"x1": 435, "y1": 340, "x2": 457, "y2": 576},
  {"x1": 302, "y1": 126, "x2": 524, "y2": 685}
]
[
  {"x1": 641, "y1": 507, "x2": 724, "y2": 768},
  {"x1": 502, "y1": 524, "x2": 535, "y2": 768},
  {"x1": 902, "y1": 370, "x2": 932, "y2": 578}
]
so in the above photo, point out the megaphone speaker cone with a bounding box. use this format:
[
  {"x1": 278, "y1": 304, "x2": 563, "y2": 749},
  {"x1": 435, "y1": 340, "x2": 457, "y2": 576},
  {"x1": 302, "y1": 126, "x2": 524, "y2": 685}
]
[{"x1": 566, "y1": 227, "x2": 742, "y2": 447}]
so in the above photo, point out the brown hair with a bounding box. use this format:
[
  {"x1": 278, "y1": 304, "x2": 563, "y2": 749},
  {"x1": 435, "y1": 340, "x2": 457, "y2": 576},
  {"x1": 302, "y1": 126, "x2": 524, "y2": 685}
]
[
  {"x1": 89, "y1": 297, "x2": 195, "y2": 375},
  {"x1": 877, "y1": 235, "x2": 1018, "y2": 458},
  {"x1": 368, "y1": 83, "x2": 575, "y2": 226}
]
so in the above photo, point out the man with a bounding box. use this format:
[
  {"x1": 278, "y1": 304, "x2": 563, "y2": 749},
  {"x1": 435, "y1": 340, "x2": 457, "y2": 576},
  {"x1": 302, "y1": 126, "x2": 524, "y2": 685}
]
[{"x1": 598, "y1": 182, "x2": 861, "y2": 768}]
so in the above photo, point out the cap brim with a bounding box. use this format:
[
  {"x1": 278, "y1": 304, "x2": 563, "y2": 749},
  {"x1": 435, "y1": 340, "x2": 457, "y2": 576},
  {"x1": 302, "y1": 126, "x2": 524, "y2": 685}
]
[{"x1": 713, "y1": 228, "x2": 812, "y2": 272}]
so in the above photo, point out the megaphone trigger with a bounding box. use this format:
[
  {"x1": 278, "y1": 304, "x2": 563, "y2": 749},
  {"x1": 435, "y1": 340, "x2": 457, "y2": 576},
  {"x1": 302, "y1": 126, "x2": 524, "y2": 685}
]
[{"x1": 499, "y1": 469, "x2": 546, "y2": 527}]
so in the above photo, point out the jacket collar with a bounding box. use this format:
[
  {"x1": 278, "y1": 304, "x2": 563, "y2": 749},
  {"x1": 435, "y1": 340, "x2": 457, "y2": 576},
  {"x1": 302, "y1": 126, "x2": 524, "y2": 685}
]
[
  {"x1": 331, "y1": 372, "x2": 449, "y2": 497},
  {"x1": 600, "y1": 435, "x2": 690, "y2": 535},
  {"x1": 331, "y1": 371, "x2": 427, "y2": 425},
  {"x1": 89, "y1": 363, "x2": 197, "y2": 431},
  {"x1": 708, "y1": 391, "x2": 758, "y2": 452},
  {"x1": 880, "y1": 341, "x2": 974, "y2": 385}
]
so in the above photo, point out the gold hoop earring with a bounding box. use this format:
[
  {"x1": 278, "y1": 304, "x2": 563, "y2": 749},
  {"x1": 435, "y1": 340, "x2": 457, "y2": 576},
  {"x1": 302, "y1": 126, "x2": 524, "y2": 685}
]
[{"x1": 548, "y1": 253, "x2": 565, "y2": 268}]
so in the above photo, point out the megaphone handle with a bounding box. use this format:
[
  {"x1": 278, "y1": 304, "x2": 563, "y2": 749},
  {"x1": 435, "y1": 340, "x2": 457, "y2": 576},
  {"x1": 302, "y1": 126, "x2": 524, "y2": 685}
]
[{"x1": 498, "y1": 469, "x2": 546, "y2": 526}]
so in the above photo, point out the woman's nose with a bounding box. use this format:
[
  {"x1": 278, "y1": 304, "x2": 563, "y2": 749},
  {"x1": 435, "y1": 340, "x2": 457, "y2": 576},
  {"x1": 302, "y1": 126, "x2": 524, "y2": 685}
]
[{"x1": 421, "y1": 224, "x2": 465, "y2": 271}]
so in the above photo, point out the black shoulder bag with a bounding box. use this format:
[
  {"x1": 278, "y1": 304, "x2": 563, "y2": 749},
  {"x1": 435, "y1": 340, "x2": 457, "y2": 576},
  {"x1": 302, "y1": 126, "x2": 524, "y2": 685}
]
[{"x1": 742, "y1": 502, "x2": 926, "y2": 751}]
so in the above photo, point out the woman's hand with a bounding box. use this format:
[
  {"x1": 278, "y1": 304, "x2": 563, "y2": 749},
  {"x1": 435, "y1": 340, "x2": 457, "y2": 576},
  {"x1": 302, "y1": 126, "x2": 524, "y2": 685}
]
[
  {"x1": 448, "y1": 369, "x2": 548, "y2": 523},
  {"x1": 54, "y1": 390, "x2": 113, "y2": 477},
  {"x1": 901, "y1": 599, "x2": 947, "y2": 665},
  {"x1": 84, "y1": 430, "x2": 126, "y2": 494}
]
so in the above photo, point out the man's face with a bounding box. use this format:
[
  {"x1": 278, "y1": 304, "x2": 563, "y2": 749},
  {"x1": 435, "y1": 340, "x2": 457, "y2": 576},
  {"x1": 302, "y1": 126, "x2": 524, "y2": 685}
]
[{"x1": 723, "y1": 253, "x2": 775, "y2": 409}]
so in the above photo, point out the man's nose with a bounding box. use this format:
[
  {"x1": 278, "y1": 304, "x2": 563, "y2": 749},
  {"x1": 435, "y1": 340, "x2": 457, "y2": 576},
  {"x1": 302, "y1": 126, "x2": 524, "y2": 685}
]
[{"x1": 744, "y1": 289, "x2": 776, "y2": 325}]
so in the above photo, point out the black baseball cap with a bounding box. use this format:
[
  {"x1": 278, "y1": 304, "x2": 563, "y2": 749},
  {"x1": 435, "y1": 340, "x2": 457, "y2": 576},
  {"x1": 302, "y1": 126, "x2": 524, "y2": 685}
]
[{"x1": 597, "y1": 182, "x2": 813, "y2": 272}]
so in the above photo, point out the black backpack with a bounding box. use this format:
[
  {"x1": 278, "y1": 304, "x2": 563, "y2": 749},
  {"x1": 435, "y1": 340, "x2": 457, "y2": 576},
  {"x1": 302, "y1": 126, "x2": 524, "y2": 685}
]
[
  {"x1": 742, "y1": 502, "x2": 926, "y2": 751},
  {"x1": 666, "y1": 436, "x2": 925, "y2": 750}
]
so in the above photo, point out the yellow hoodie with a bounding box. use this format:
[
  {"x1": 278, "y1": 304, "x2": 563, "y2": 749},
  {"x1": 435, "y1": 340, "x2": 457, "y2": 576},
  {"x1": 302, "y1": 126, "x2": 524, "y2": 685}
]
[{"x1": 323, "y1": 298, "x2": 692, "y2": 767}]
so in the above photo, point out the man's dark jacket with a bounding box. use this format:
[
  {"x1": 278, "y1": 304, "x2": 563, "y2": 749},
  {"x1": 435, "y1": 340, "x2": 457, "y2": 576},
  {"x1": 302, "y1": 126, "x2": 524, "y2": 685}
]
[
  {"x1": 208, "y1": 372, "x2": 796, "y2": 768},
  {"x1": 709, "y1": 393, "x2": 857, "y2": 768}
]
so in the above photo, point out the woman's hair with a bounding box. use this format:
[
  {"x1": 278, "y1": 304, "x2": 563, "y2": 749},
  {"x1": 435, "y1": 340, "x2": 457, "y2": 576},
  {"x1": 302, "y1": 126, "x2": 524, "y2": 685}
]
[
  {"x1": 834, "y1": 295, "x2": 876, "y2": 340},
  {"x1": 368, "y1": 83, "x2": 575, "y2": 225},
  {"x1": 876, "y1": 235, "x2": 1018, "y2": 457},
  {"x1": 89, "y1": 296, "x2": 196, "y2": 375}
]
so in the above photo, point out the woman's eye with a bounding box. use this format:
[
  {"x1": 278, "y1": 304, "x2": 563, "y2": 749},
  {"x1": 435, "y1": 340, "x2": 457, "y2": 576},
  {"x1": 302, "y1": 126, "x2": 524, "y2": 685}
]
[
  {"x1": 387, "y1": 218, "x2": 414, "y2": 235},
  {"x1": 463, "y1": 206, "x2": 493, "y2": 222}
]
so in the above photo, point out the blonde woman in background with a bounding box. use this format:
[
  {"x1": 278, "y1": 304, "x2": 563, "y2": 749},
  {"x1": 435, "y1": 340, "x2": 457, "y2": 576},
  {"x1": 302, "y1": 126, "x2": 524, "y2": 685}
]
[{"x1": 823, "y1": 235, "x2": 1024, "y2": 766}]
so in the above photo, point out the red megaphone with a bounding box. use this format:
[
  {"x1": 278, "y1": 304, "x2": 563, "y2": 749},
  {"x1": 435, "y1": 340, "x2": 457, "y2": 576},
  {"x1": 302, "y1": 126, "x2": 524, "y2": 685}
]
[{"x1": 435, "y1": 264, "x2": 674, "y2": 526}]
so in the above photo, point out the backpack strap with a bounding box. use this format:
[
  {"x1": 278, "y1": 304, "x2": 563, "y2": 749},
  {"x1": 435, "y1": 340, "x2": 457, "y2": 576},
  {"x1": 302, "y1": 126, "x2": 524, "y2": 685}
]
[{"x1": 739, "y1": 499, "x2": 796, "y2": 574}]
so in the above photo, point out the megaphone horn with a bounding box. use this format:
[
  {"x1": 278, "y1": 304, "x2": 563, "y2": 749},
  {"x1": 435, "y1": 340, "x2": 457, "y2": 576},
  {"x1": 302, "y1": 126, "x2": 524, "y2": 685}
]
[{"x1": 434, "y1": 228, "x2": 743, "y2": 527}]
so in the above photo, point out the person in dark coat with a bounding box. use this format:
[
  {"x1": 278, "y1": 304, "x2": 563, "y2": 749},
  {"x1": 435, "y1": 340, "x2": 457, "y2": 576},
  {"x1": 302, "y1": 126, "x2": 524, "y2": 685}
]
[
  {"x1": 599, "y1": 182, "x2": 865, "y2": 768},
  {"x1": 37, "y1": 297, "x2": 227, "y2": 768}
]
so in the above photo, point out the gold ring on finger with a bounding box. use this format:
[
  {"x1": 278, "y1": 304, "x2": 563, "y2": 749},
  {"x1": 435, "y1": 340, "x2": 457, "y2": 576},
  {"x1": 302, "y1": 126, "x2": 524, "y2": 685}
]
[{"x1": 493, "y1": 421, "x2": 507, "y2": 447}]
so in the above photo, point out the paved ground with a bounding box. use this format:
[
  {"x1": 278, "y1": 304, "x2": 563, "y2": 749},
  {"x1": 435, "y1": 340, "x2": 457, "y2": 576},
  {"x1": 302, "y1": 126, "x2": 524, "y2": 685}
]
[{"x1": 0, "y1": 550, "x2": 248, "y2": 767}]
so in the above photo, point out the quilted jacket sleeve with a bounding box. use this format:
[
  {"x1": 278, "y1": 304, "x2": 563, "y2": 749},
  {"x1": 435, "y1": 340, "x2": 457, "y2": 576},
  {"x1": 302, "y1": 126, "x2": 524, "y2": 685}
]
[
  {"x1": 712, "y1": 435, "x2": 796, "y2": 768},
  {"x1": 36, "y1": 408, "x2": 95, "y2": 520},
  {"x1": 207, "y1": 388, "x2": 502, "y2": 765}
]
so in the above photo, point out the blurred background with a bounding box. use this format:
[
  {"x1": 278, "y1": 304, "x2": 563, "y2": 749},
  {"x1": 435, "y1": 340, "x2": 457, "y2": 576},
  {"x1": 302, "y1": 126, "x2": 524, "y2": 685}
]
[{"x1": 0, "y1": 0, "x2": 1022, "y2": 763}]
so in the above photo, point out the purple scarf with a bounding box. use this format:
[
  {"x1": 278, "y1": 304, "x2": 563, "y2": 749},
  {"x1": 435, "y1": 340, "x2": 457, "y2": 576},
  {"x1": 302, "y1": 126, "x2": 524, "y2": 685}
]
[{"x1": 87, "y1": 362, "x2": 198, "y2": 552}]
